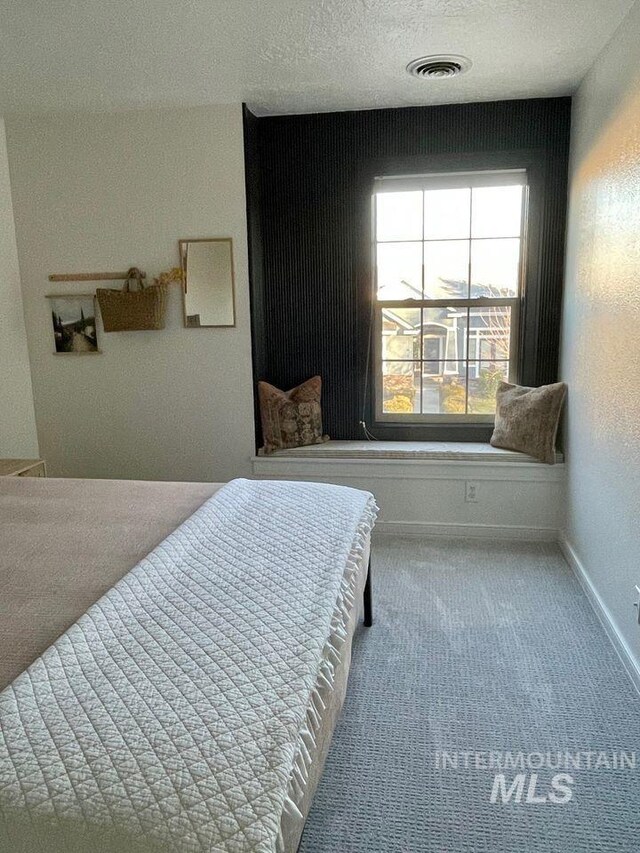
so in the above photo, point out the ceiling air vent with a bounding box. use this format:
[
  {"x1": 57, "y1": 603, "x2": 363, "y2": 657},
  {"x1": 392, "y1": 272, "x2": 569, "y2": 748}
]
[{"x1": 406, "y1": 55, "x2": 471, "y2": 80}]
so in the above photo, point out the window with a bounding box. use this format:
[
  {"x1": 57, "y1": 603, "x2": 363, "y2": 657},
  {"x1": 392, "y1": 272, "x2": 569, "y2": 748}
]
[{"x1": 374, "y1": 170, "x2": 526, "y2": 422}]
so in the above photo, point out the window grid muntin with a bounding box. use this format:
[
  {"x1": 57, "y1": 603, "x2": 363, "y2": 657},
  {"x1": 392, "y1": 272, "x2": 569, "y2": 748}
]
[{"x1": 377, "y1": 235, "x2": 523, "y2": 243}]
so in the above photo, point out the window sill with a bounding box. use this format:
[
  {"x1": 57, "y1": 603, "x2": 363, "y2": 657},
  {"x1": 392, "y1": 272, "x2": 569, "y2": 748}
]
[{"x1": 362, "y1": 421, "x2": 496, "y2": 443}]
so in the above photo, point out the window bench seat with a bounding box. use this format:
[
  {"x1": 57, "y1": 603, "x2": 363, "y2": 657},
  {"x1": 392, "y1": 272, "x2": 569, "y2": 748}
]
[
  {"x1": 252, "y1": 441, "x2": 565, "y2": 542},
  {"x1": 254, "y1": 440, "x2": 563, "y2": 464}
]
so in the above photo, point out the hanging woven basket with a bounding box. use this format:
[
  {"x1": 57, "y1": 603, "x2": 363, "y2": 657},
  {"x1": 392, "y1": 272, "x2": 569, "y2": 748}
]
[{"x1": 96, "y1": 267, "x2": 168, "y2": 332}]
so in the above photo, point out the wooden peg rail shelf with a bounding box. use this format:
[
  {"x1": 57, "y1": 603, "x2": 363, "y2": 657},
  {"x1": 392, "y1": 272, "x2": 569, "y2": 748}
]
[{"x1": 48, "y1": 271, "x2": 147, "y2": 282}]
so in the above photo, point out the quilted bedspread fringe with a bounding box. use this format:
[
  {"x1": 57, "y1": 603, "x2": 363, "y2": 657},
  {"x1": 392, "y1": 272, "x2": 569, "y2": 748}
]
[{"x1": 277, "y1": 496, "x2": 378, "y2": 851}]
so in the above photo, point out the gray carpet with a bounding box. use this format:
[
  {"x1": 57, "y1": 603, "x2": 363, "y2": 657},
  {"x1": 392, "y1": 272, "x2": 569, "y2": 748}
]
[{"x1": 299, "y1": 536, "x2": 640, "y2": 853}]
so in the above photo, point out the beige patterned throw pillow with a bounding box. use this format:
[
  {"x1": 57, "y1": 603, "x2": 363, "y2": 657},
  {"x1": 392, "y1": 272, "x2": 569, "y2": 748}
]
[
  {"x1": 490, "y1": 381, "x2": 567, "y2": 464},
  {"x1": 258, "y1": 376, "x2": 330, "y2": 455}
]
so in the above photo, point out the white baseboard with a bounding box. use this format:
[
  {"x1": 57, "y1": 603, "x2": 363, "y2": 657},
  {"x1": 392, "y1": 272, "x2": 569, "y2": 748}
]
[
  {"x1": 559, "y1": 537, "x2": 640, "y2": 695},
  {"x1": 374, "y1": 521, "x2": 558, "y2": 541}
]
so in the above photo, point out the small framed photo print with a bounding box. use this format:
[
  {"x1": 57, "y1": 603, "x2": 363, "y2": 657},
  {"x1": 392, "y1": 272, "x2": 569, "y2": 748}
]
[{"x1": 47, "y1": 294, "x2": 100, "y2": 354}]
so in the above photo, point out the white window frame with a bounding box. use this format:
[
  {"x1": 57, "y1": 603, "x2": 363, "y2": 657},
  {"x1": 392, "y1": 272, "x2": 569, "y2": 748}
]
[{"x1": 374, "y1": 169, "x2": 526, "y2": 424}]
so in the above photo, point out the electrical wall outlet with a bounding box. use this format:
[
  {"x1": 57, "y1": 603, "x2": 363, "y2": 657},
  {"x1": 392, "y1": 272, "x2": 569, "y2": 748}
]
[{"x1": 465, "y1": 481, "x2": 479, "y2": 503}]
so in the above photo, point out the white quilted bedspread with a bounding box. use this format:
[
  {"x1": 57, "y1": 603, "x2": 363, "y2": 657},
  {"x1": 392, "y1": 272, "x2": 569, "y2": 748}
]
[{"x1": 0, "y1": 478, "x2": 377, "y2": 853}]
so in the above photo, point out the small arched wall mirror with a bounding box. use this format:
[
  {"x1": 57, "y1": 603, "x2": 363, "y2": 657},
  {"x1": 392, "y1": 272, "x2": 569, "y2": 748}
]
[{"x1": 179, "y1": 238, "x2": 235, "y2": 328}]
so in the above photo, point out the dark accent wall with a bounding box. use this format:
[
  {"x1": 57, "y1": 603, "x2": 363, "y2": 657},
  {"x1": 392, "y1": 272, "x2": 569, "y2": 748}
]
[
  {"x1": 242, "y1": 105, "x2": 266, "y2": 445},
  {"x1": 244, "y1": 98, "x2": 571, "y2": 444}
]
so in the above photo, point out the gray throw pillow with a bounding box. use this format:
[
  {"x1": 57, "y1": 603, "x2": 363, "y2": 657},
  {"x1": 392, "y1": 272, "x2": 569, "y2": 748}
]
[{"x1": 490, "y1": 381, "x2": 567, "y2": 464}]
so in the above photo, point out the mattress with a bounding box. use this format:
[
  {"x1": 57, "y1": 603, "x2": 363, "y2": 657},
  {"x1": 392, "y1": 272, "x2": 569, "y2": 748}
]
[{"x1": 0, "y1": 476, "x2": 373, "y2": 851}]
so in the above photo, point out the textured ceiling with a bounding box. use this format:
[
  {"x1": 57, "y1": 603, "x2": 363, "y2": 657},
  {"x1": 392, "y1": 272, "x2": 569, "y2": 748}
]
[{"x1": 0, "y1": 0, "x2": 634, "y2": 115}]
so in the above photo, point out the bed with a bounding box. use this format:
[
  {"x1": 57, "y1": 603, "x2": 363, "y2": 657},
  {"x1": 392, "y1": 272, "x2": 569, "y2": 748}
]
[{"x1": 0, "y1": 476, "x2": 376, "y2": 852}]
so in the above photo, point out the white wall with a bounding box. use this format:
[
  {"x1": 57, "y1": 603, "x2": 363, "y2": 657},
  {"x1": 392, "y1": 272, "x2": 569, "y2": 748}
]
[
  {"x1": 5, "y1": 106, "x2": 254, "y2": 482},
  {"x1": 0, "y1": 117, "x2": 38, "y2": 458},
  {"x1": 561, "y1": 2, "x2": 640, "y2": 670}
]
